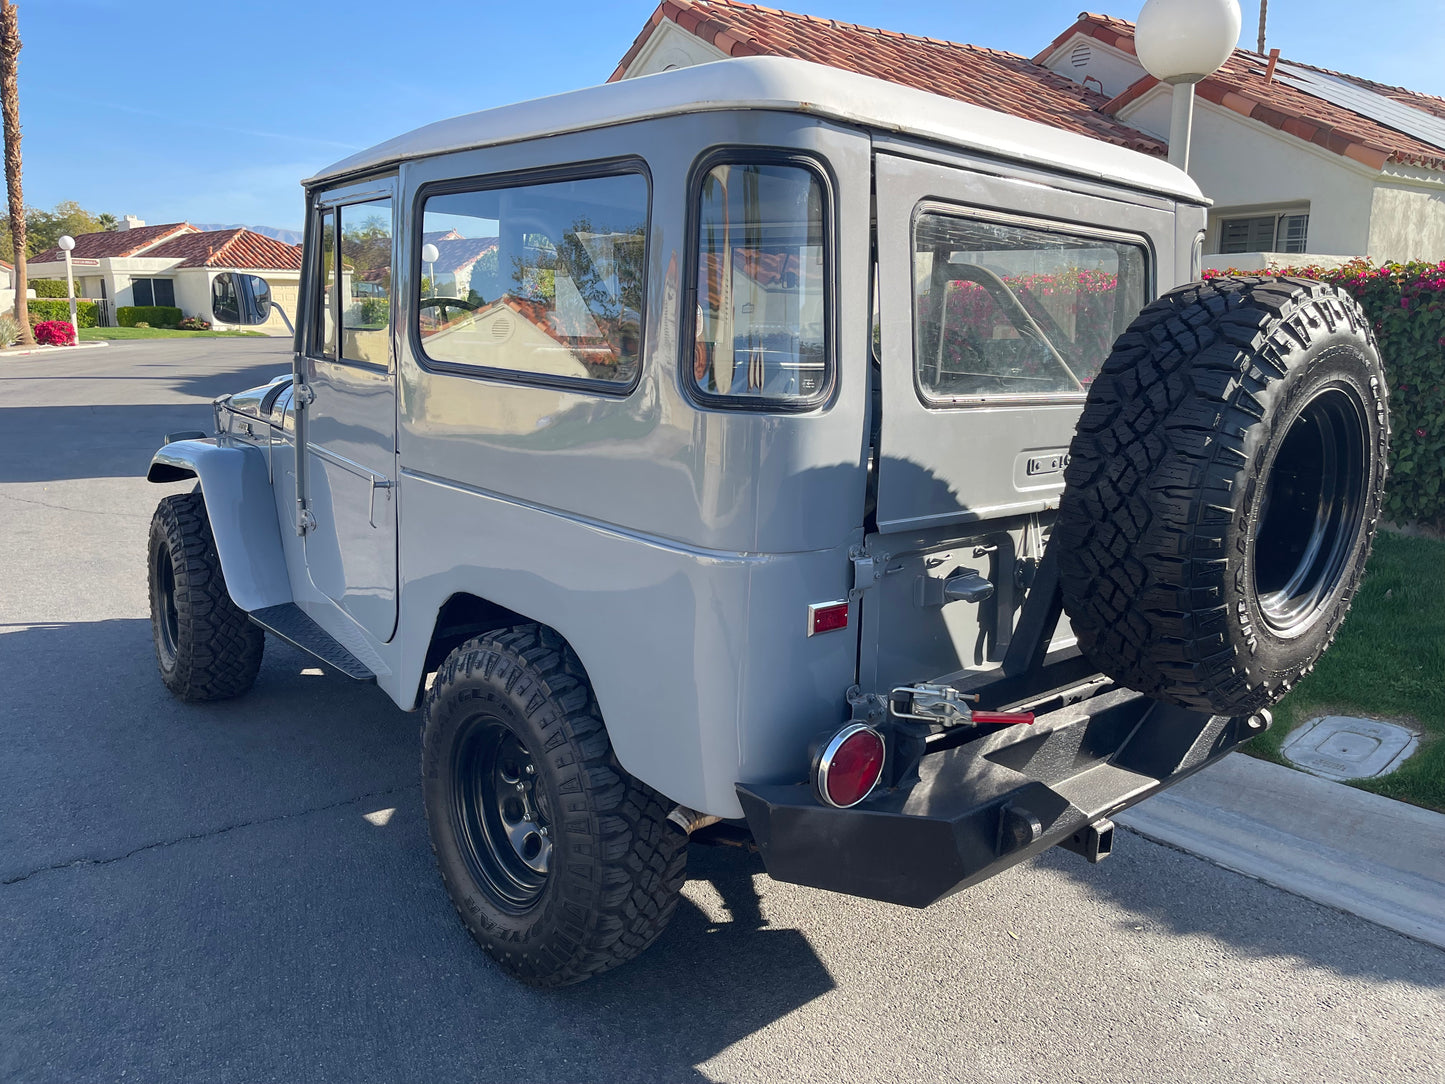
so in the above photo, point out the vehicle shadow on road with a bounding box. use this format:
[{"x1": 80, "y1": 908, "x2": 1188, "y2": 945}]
[
  {"x1": 1039, "y1": 831, "x2": 1445, "y2": 989},
  {"x1": 0, "y1": 618, "x2": 834, "y2": 1082},
  {"x1": 0, "y1": 348, "x2": 288, "y2": 483}
]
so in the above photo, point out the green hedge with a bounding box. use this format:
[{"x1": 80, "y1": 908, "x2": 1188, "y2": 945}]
[
  {"x1": 26, "y1": 298, "x2": 97, "y2": 328},
  {"x1": 1207, "y1": 260, "x2": 1445, "y2": 528},
  {"x1": 117, "y1": 305, "x2": 182, "y2": 329},
  {"x1": 29, "y1": 278, "x2": 70, "y2": 298}
]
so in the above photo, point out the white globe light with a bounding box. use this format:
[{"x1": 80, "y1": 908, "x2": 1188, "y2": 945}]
[
  {"x1": 420, "y1": 243, "x2": 439, "y2": 264},
  {"x1": 1135, "y1": 0, "x2": 1242, "y2": 84},
  {"x1": 58, "y1": 234, "x2": 75, "y2": 251}
]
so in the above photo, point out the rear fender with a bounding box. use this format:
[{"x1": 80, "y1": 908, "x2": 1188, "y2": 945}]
[{"x1": 147, "y1": 439, "x2": 292, "y2": 612}]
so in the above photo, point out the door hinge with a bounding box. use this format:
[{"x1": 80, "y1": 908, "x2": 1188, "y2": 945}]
[
  {"x1": 849, "y1": 546, "x2": 895, "y2": 602},
  {"x1": 294, "y1": 382, "x2": 316, "y2": 406}
]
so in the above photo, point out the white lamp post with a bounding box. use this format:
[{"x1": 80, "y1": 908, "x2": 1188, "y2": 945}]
[
  {"x1": 421, "y1": 242, "x2": 439, "y2": 296},
  {"x1": 57, "y1": 234, "x2": 78, "y2": 338},
  {"x1": 1135, "y1": 0, "x2": 1242, "y2": 172}
]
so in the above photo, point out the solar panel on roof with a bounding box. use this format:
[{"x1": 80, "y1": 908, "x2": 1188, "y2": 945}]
[{"x1": 1274, "y1": 61, "x2": 1445, "y2": 155}]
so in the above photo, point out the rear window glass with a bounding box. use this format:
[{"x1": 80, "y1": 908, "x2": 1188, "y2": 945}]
[
  {"x1": 692, "y1": 162, "x2": 828, "y2": 405},
  {"x1": 416, "y1": 171, "x2": 648, "y2": 388},
  {"x1": 912, "y1": 213, "x2": 1147, "y2": 402}
]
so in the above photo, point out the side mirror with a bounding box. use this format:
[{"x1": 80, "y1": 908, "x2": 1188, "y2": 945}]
[{"x1": 212, "y1": 271, "x2": 279, "y2": 326}]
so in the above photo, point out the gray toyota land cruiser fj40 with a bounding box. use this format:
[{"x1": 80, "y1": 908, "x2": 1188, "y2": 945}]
[{"x1": 144, "y1": 58, "x2": 1389, "y2": 986}]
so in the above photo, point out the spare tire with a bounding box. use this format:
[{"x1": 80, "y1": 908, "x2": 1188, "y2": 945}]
[{"x1": 1057, "y1": 277, "x2": 1389, "y2": 716}]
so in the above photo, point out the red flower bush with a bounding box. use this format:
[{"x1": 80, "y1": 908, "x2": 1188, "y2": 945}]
[{"x1": 34, "y1": 320, "x2": 76, "y2": 346}]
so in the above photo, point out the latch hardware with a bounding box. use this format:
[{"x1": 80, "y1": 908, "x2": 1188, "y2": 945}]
[{"x1": 890, "y1": 683, "x2": 1035, "y2": 728}]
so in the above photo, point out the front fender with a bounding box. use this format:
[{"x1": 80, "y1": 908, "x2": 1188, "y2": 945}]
[{"x1": 147, "y1": 439, "x2": 292, "y2": 612}]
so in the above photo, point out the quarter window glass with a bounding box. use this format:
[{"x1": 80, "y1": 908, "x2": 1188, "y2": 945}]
[
  {"x1": 315, "y1": 209, "x2": 337, "y2": 357},
  {"x1": 693, "y1": 163, "x2": 827, "y2": 402},
  {"x1": 340, "y1": 198, "x2": 393, "y2": 365},
  {"x1": 417, "y1": 172, "x2": 647, "y2": 386},
  {"x1": 913, "y1": 214, "x2": 1146, "y2": 400}
]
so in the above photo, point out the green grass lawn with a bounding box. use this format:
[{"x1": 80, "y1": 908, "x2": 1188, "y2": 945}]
[
  {"x1": 1247, "y1": 530, "x2": 1445, "y2": 812},
  {"x1": 79, "y1": 327, "x2": 268, "y2": 341}
]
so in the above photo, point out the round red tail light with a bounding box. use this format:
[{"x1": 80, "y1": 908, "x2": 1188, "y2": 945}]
[{"x1": 813, "y1": 724, "x2": 886, "y2": 809}]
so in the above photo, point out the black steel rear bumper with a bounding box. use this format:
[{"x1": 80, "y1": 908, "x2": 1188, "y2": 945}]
[{"x1": 736, "y1": 689, "x2": 1259, "y2": 908}]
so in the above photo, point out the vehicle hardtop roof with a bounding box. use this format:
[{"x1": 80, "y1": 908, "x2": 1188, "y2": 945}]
[{"x1": 308, "y1": 56, "x2": 1204, "y2": 203}]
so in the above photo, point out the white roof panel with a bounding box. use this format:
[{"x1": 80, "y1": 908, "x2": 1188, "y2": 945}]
[{"x1": 307, "y1": 57, "x2": 1203, "y2": 203}]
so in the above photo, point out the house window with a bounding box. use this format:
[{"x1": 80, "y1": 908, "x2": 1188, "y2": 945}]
[
  {"x1": 1218, "y1": 212, "x2": 1310, "y2": 255},
  {"x1": 132, "y1": 277, "x2": 176, "y2": 307}
]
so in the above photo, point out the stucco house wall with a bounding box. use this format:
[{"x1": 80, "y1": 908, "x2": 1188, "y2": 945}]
[
  {"x1": 1119, "y1": 85, "x2": 1379, "y2": 258},
  {"x1": 1369, "y1": 181, "x2": 1445, "y2": 261}
]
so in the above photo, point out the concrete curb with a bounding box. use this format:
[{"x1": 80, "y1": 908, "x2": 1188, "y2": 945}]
[
  {"x1": 1118, "y1": 753, "x2": 1445, "y2": 949},
  {"x1": 1, "y1": 341, "x2": 109, "y2": 358}
]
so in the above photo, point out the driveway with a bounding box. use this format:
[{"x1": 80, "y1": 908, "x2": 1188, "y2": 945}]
[{"x1": 2, "y1": 339, "x2": 1442, "y2": 1084}]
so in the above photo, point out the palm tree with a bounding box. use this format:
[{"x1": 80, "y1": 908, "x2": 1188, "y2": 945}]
[
  {"x1": 1, "y1": 0, "x2": 32, "y2": 345},
  {"x1": 1257, "y1": 0, "x2": 1268, "y2": 54},
  {"x1": 98, "y1": 212, "x2": 118, "y2": 231}
]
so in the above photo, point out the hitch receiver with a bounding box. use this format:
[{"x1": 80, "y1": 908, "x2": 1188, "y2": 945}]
[{"x1": 1059, "y1": 817, "x2": 1115, "y2": 863}]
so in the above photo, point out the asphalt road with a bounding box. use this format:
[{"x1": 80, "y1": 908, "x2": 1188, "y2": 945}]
[{"x1": 2, "y1": 339, "x2": 1443, "y2": 1084}]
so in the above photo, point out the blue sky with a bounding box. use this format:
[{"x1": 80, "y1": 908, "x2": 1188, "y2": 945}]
[{"x1": 17, "y1": 1, "x2": 1445, "y2": 231}]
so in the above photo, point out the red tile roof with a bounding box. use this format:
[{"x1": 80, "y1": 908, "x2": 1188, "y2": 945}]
[
  {"x1": 145, "y1": 228, "x2": 304, "y2": 271},
  {"x1": 31, "y1": 222, "x2": 197, "y2": 263},
  {"x1": 1043, "y1": 13, "x2": 1445, "y2": 173},
  {"x1": 428, "y1": 236, "x2": 497, "y2": 276},
  {"x1": 611, "y1": 0, "x2": 1166, "y2": 156}
]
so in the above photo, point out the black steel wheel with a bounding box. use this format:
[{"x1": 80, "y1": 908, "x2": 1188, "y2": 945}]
[
  {"x1": 450, "y1": 720, "x2": 553, "y2": 913},
  {"x1": 1057, "y1": 277, "x2": 1389, "y2": 716},
  {"x1": 422, "y1": 625, "x2": 688, "y2": 987},
  {"x1": 147, "y1": 491, "x2": 265, "y2": 701}
]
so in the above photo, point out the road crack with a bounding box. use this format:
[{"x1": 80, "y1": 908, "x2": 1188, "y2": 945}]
[
  {"x1": 0, "y1": 491, "x2": 151, "y2": 519},
  {"x1": 1, "y1": 785, "x2": 407, "y2": 887}
]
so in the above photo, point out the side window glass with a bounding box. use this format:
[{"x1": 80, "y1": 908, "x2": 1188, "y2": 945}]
[
  {"x1": 314, "y1": 209, "x2": 337, "y2": 358},
  {"x1": 340, "y1": 198, "x2": 393, "y2": 365},
  {"x1": 417, "y1": 172, "x2": 647, "y2": 387},
  {"x1": 692, "y1": 162, "x2": 827, "y2": 404},
  {"x1": 912, "y1": 213, "x2": 1146, "y2": 402}
]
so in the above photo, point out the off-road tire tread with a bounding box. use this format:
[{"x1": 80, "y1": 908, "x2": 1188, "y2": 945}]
[
  {"x1": 1056, "y1": 277, "x2": 1387, "y2": 714},
  {"x1": 148, "y1": 491, "x2": 264, "y2": 701},
  {"x1": 423, "y1": 625, "x2": 688, "y2": 987}
]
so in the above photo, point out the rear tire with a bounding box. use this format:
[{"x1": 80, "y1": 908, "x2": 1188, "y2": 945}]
[
  {"x1": 148, "y1": 491, "x2": 265, "y2": 701},
  {"x1": 422, "y1": 625, "x2": 688, "y2": 987},
  {"x1": 1057, "y1": 277, "x2": 1389, "y2": 716}
]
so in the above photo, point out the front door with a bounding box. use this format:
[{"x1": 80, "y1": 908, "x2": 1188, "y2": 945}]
[{"x1": 301, "y1": 178, "x2": 399, "y2": 642}]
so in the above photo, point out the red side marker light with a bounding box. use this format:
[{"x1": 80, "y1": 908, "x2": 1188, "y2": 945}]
[
  {"x1": 813, "y1": 723, "x2": 886, "y2": 808},
  {"x1": 807, "y1": 600, "x2": 849, "y2": 637}
]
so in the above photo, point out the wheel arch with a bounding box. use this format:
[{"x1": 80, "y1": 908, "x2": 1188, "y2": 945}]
[
  {"x1": 146, "y1": 439, "x2": 293, "y2": 613},
  {"x1": 412, "y1": 591, "x2": 532, "y2": 706}
]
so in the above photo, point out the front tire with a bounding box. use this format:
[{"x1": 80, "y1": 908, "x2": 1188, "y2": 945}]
[
  {"x1": 148, "y1": 491, "x2": 264, "y2": 701},
  {"x1": 422, "y1": 626, "x2": 688, "y2": 987}
]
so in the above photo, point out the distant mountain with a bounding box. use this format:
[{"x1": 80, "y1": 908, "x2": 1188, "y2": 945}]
[{"x1": 194, "y1": 223, "x2": 303, "y2": 246}]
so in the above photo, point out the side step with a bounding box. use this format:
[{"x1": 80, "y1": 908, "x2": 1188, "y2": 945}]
[{"x1": 248, "y1": 603, "x2": 376, "y2": 682}]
